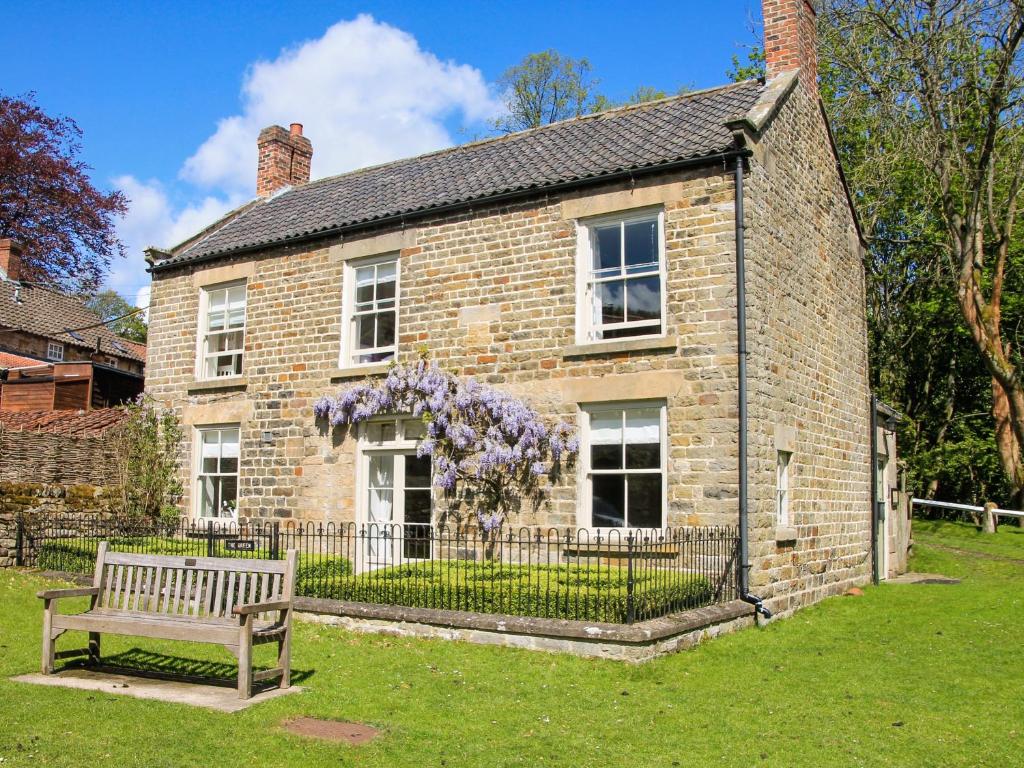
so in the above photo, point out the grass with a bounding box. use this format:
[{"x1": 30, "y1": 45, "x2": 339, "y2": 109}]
[{"x1": 0, "y1": 519, "x2": 1021, "y2": 767}]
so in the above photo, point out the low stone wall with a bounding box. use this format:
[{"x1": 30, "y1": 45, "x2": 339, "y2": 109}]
[
  {"x1": 0, "y1": 482, "x2": 117, "y2": 567},
  {"x1": 295, "y1": 598, "x2": 756, "y2": 662},
  {"x1": 0, "y1": 429, "x2": 118, "y2": 486}
]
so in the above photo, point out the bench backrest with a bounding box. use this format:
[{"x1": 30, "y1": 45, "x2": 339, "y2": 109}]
[{"x1": 91, "y1": 542, "x2": 297, "y2": 621}]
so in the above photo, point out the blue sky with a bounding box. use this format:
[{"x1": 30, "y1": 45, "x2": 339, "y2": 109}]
[{"x1": 4, "y1": 0, "x2": 763, "y2": 307}]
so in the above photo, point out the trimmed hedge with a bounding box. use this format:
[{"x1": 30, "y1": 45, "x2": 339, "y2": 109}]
[
  {"x1": 307, "y1": 561, "x2": 714, "y2": 623},
  {"x1": 33, "y1": 540, "x2": 713, "y2": 623}
]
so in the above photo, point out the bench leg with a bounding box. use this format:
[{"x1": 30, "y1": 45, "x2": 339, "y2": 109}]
[
  {"x1": 41, "y1": 599, "x2": 55, "y2": 674},
  {"x1": 278, "y1": 610, "x2": 291, "y2": 689},
  {"x1": 88, "y1": 632, "x2": 101, "y2": 666},
  {"x1": 238, "y1": 615, "x2": 253, "y2": 699}
]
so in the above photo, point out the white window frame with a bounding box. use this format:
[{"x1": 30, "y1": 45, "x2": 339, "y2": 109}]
[
  {"x1": 575, "y1": 208, "x2": 667, "y2": 344},
  {"x1": 578, "y1": 401, "x2": 668, "y2": 531},
  {"x1": 776, "y1": 451, "x2": 792, "y2": 527},
  {"x1": 341, "y1": 253, "x2": 400, "y2": 368},
  {"x1": 354, "y1": 416, "x2": 432, "y2": 570},
  {"x1": 195, "y1": 280, "x2": 247, "y2": 380},
  {"x1": 193, "y1": 424, "x2": 241, "y2": 521},
  {"x1": 46, "y1": 342, "x2": 64, "y2": 361}
]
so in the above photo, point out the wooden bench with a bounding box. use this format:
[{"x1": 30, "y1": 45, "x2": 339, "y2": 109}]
[{"x1": 38, "y1": 541, "x2": 298, "y2": 699}]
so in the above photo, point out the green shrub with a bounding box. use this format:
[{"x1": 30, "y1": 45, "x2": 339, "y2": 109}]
[
  {"x1": 36, "y1": 541, "x2": 97, "y2": 574},
  {"x1": 295, "y1": 555, "x2": 354, "y2": 596}
]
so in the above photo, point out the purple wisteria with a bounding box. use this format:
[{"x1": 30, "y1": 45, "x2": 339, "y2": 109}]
[{"x1": 314, "y1": 359, "x2": 578, "y2": 529}]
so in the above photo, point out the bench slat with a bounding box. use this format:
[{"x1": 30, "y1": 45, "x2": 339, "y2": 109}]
[
  {"x1": 131, "y1": 566, "x2": 145, "y2": 611},
  {"x1": 225, "y1": 571, "x2": 237, "y2": 616},
  {"x1": 103, "y1": 551, "x2": 289, "y2": 574},
  {"x1": 148, "y1": 566, "x2": 163, "y2": 612}
]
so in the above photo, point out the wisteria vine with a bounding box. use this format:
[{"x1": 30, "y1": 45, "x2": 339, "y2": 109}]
[{"x1": 314, "y1": 359, "x2": 578, "y2": 530}]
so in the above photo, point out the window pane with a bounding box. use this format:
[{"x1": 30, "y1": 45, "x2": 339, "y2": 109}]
[
  {"x1": 404, "y1": 419, "x2": 426, "y2": 440},
  {"x1": 377, "y1": 261, "x2": 397, "y2": 282},
  {"x1": 209, "y1": 289, "x2": 226, "y2": 312},
  {"x1": 368, "y1": 454, "x2": 395, "y2": 488},
  {"x1": 625, "y1": 443, "x2": 660, "y2": 470},
  {"x1": 357, "y1": 314, "x2": 375, "y2": 349},
  {"x1": 227, "y1": 285, "x2": 246, "y2": 309},
  {"x1": 404, "y1": 489, "x2": 432, "y2": 524},
  {"x1": 377, "y1": 276, "x2": 396, "y2": 302},
  {"x1": 624, "y1": 219, "x2": 658, "y2": 268},
  {"x1": 207, "y1": 311, "x2": 226, "y2": 332},
  {"x1": 625, "y1": 276, "x2": 661, "y2": 322},
  {"x1": 405, "y1": 454, "x2": 431, "y2": 489},
  {"x1": 591, "y1": 445, "x2": 622, "y2": 470},
  {"x1": 356, "y1": 284, "x2": 374, "y2": 306},
  {"x1": 202, "y1": 457, "x2": 218, "y2": 473},
  {"x1": 624, "y1": 409, "x2": 660, "y2": 443},
  {"x1": 593, "y1": 225, "x2": 621, "y2": 271},
  {"x1": 627, "y1": 475, "x2": 662, "y2": 527},
  {"x1": 219, "y1": 477, "x2": 238, "y2": 518},
  {"x1": 200, "y1": 476, "x2": 217, "y2": 518},
  {"x1": 227, "y1": 307, "x2": 245, "y2": 329},
  {"x1": 589, "y1": 412, "x2": 622, "y2": 448},
  {"x1": 377, "y1": 310, "x2": 396, "y2": 347},
  {"x1": 600, "y1": 281, "x2": 625, "y2": 326},
  {"x1": 592, "y1": 475, "x2": 626, "y2": 527}
]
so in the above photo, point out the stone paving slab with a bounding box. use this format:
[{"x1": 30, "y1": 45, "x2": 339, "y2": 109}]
[
  {"x1": 887, "y1": 572, "x2": 961, "y2": 585},
  {"x1": 11, "y1": 669, "x2": 303, "y2": 712}
]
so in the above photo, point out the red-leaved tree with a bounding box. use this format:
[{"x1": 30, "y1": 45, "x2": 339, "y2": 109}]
[{"x1": 0, "y1": 92, "x2": 127, "y2": 291}]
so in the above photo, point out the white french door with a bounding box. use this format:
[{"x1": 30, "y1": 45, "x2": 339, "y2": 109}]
[{"x1": 361, "y1": 450, "x2": 432, "y2": 571}]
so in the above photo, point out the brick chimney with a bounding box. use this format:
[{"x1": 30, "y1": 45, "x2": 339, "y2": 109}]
[
  {"x1": 0, "y1": 239, "x2": 23, "y2": 281},
  {"x1": 763, "y1": 0, "x2": 818, "y2": 93},
  {"x1": 256, "y1": 123, "x2": 313, "y2": 198}
]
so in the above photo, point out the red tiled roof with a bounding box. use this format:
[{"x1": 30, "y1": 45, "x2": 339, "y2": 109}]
[
  {"x1": 0, "y1": 351, "x2": 43, "y2": 369},
  {"x1": 0, "y1": 408, "x2": 128, "y2": 436}
]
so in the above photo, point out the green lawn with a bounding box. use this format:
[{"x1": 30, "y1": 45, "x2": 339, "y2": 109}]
[{"x1": 1, "y1": 520, "x2": 1021, "y2": 767}]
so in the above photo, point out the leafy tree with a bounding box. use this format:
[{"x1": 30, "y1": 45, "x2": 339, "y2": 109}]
[
  {"x1": 493, "y1": 51, "x2": 600, "y2": 132},
  {"x1": 85, "y1": 289, "x2": 147, "y2": 343},
  {"x1": 819, "y1": 0, "x2": 1024, "y2": 507},
  {"x1": 0, "y1": 92, "x2": 127, "y2": 292},
  {"x1": 727, "y1": 45, "x2": 766, "y2": 82}
]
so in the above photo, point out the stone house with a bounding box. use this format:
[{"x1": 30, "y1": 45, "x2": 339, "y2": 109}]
[{"x1": 145, "y1": 0, "x2": 885, "y2": 615}]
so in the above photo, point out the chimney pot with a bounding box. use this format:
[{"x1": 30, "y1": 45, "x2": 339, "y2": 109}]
[
  {"x1": 256, "y1": 123, "x2": 313, "y2": 198},
  {"x1": 0, "y1": 238, "x2": 24, "y2": 282},
  {"x1": 762, "y1": 0, "x2": 818, "y2": 94}
]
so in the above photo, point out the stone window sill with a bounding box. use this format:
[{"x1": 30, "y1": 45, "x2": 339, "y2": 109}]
[
  {"x1": 774, "y1": 526, "x2": 798, "y2": 543},
  {"x1": 562, "y1": 334, "x2": 678, "y2": 359},
  {"x1": 329, "y1": 363, "x2": 391, "y2": 381},
  {"x1": 187, "y1": 377, "x2": 248, "y2": 394}
]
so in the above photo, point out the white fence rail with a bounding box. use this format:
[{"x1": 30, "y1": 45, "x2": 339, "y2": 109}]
[{"x1": 912, "y1": 497, "x2": 1024, "y2": 519}]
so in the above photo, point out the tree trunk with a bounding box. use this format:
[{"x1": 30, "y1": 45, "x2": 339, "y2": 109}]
[{"x1": 991, "y1": 376, "x2": 1024, "y2": 499}]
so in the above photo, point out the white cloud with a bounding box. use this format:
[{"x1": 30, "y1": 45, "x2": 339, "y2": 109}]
[
  {"x1": 107, "y1": 175, "x2": 243, "y2": 309},
  {"x1": 107, "y1": 14, "x2": 501, "y2": 307},
  {"x1": 182, "y1": 13, "x2": 502, "y2": 193}
]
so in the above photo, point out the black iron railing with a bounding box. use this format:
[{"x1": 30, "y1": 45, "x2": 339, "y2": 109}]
[{"x1": 10, "y1": 515, "x2": 740, "y2": 624}]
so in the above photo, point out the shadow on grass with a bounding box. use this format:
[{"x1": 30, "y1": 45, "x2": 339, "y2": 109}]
[{"x1": 64, "y1": 648, "x2": 314, "y2": 691}]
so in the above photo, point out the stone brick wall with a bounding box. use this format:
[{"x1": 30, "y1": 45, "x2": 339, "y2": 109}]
[
  {"x1": 146, "y1": 167, "x2": 744, "y2": 528},
  {"x1": 0, "y1": 482, "x2": 116, "y2": 567},
  {"x1": 743, "y1": 79, "x2": 872, "y2": 613}
]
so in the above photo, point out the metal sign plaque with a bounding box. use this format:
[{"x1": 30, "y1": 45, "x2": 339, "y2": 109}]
[{"x1": 224, "y1": 539, "x2": 256, "y2": 552}]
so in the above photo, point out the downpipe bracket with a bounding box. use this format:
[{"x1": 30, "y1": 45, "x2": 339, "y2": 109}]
[{"x1": 742, "y1": 593, "x2": 773, "y2": 621}]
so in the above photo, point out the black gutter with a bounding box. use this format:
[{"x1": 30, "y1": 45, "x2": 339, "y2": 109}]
[
  {"x1": 149, "y1": 150, "x2": 749, "y2": 273},
  {"x1": 732, "y1": 152, "x2": 772, "y2": 621}
]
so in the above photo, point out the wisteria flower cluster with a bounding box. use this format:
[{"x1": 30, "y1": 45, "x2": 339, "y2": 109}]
[{"x1": 314, "y1": 358, "x2": 578, "y2": 530}]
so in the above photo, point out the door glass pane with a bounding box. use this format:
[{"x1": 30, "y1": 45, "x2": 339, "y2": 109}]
[
  {"x1": 627, "y1": 475, "x2": 661, "y2": 527},
  {"x1": 592, "y1": 475, "x2": 626, "y2": 527},
  {"x1": 624, "y1": 219, "x2": 658, "y2": 268},
  {"x1": 405, "y1": 454, "x2": 431, "y2": 489}
]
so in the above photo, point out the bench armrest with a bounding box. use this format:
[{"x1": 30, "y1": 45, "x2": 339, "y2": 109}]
[
  {"x1": 37, "y1": 587, "x2": 99, "y2": 600},
  {"x1": 233, "y1": 600, "x2": 291, "y2": 616}
]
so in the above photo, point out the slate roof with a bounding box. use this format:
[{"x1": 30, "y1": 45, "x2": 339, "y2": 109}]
[
  {"x1": 0, "y1": 280, "x2": 146, "y2": 363},
  {"x1": 157, "y1": 80, "x2": 763, "y2": 268},
  {"x1": 0, "y1": 408, "x2": 128, "y2": 436}
]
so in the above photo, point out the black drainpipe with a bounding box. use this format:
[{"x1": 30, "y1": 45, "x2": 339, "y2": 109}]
[
  {"x1": 733, "y1": 153, "x2": 772, "y2": 620},
  {"x1": 869, "y1": 394, "x2": 880, "y2": 584}
]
